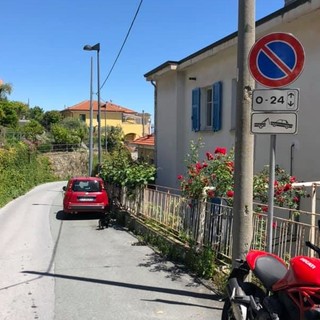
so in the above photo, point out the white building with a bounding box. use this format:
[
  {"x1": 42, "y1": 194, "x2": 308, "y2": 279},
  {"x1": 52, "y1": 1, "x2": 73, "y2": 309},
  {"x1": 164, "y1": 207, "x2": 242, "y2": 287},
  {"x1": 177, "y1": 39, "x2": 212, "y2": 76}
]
[{"x1": 145, "y1": 0, "x2": 320, "y2": 211}]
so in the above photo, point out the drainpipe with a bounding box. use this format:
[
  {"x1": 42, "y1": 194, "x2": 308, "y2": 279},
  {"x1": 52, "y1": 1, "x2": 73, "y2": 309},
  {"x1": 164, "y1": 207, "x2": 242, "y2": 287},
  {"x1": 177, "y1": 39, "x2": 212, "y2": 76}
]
[{"x1": 151, "y1": 80, "x2": 157, "y2": 169}]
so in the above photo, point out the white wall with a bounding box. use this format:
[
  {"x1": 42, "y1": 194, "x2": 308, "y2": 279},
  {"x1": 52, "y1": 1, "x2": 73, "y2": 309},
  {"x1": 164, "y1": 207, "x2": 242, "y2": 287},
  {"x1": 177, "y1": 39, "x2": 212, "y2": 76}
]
[
  {"x1": 152, "y1": 0, "x2": 320, "y2": 208},
  {"x1": 155, "y1": 72, "x2": 179, "y2": 188}
]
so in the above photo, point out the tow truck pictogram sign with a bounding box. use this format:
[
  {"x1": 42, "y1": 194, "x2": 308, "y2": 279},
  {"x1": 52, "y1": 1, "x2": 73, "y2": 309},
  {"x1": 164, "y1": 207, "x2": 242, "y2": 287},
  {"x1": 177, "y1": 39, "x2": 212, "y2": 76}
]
[{"x1": 251, "y1": 112, "x2": 297, "y2": 134}]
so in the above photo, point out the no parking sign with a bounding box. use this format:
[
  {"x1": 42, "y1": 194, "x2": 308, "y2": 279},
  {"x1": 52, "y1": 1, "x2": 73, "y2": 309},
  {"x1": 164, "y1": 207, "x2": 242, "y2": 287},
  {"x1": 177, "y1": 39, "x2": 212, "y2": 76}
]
[{"x1": 249, "y1": 32, "x2": 305, "y2": 88}]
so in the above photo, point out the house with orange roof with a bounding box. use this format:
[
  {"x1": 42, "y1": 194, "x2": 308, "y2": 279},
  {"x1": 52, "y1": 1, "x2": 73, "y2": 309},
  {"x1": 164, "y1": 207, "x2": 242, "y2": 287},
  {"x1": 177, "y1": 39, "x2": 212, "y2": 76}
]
[
  {"x1": 130, "y1": 133, "x2": 155, "y2": 164},
  {"x1": 60, "y1": 100, "x2": 151, "y2": 142}
]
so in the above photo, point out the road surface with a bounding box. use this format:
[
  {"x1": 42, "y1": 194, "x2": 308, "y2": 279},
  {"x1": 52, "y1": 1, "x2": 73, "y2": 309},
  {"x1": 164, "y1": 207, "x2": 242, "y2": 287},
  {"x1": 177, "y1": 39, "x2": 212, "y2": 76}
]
[{"x1": 0, "y1": 181, "x2": 223, "y2": 319}]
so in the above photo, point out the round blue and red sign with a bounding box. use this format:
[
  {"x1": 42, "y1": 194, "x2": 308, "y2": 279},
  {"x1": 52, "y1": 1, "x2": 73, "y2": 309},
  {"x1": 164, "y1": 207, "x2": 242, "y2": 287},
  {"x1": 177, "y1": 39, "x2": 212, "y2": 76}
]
[{"x1": 249, "y1": 32, "x2": 305, "y2": 88}]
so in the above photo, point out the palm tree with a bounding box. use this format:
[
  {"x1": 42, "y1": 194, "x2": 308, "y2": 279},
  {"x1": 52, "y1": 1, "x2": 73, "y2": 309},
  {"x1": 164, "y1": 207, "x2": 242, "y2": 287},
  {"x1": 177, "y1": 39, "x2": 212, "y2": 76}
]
[{"x1": 0, "y1": 81, "x2": 12, "y2": 100}]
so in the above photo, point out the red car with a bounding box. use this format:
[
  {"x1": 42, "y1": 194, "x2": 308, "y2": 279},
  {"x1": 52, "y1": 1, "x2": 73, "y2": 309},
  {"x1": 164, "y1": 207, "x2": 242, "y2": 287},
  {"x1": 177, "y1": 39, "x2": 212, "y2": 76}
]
[{"x1": 62, "y1": 177, "x2": 109, "y2": 216}]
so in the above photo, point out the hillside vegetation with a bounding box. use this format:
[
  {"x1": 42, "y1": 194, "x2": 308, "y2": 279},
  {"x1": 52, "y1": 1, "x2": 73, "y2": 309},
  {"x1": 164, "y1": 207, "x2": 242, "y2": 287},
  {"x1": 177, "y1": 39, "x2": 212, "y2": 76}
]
[{"x1": 0, "y1": 142, "x2": 57, "y2": 207}]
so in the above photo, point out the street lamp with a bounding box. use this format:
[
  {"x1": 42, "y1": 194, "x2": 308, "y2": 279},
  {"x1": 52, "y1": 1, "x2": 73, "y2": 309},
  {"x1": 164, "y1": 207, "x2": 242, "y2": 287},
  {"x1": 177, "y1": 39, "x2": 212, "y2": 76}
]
[{"x1": 83, "y1": 43, "x2": 101, "y2": 166}]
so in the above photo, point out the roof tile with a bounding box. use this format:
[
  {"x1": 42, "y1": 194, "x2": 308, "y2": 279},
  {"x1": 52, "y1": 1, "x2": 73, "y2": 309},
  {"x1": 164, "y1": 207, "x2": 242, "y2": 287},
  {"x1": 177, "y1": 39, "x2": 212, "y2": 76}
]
[
  {"x1": 63, "y1": 100, "x2": 136, "y2": 114},
  {"x1": 132, "y1": 134, "x2": 155, "y2": 146}
]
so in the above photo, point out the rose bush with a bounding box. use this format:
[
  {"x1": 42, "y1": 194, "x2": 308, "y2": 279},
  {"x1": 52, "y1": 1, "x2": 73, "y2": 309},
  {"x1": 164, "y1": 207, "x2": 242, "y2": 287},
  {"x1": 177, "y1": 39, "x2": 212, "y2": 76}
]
[{"x1": 178, "y1": 140, "x2": 305, "y2": 210}]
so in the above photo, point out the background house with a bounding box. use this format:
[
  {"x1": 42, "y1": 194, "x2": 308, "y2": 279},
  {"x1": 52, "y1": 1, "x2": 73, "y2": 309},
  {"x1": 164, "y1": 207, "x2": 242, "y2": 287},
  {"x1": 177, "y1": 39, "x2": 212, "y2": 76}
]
[
  {"x1": 145, "y1": 0, "x2": 320, "y2": 212},
  {"x1": 61, "y1": 100, "x2": 151, "y2": 143},
  {"x1": 129, "y1": 133, "x2": 155, "y2": 164}
]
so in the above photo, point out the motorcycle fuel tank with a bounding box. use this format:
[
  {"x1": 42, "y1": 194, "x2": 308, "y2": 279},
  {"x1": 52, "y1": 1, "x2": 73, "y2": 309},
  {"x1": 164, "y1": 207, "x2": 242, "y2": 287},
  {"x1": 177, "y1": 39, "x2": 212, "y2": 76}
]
[{"x1": 274, "y1": 256, "x2": 320, "y2": 288}]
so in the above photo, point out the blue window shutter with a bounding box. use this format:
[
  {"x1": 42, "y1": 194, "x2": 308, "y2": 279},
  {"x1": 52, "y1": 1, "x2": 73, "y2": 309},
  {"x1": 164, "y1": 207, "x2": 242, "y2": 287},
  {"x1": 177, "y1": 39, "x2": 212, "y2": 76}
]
[
  {"x1": 213, "y1": 81, "x2": 222, "y2": 132},
  {"x1": 192, "y1": 88, "x2": 201, "y2": 132}
]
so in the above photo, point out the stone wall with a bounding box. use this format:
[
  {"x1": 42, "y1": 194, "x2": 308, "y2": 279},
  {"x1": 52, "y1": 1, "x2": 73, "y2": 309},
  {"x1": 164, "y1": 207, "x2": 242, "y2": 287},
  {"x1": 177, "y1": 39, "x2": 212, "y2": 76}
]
[{"x1": 44, "y1": 151, "x2": 89, "y2": 179}]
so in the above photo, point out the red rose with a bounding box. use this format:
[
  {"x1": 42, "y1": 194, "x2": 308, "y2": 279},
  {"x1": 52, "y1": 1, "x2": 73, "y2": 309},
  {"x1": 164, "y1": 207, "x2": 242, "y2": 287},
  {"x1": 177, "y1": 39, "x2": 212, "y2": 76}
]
[
  {"x1": 290, "y1": 176, "x2": 296, "y2": 183},
  {"x1": 195, "y1": 162, "x2": 202, "y2": 172},
  {"x1": 214, "y1": 147, "x2": 227, "y2": 155},
  {"x1": 177, "y1": 175, "x2": 183, "y2": 180},
  {"x1": 293, "y1": 196, "x2": 299, "y2": 203},
  {"x1": 284, "y1": 183, "x2": 292, "y2": 191},
  {"x1": 207, "y1": 190, "x2": 215, "y2": 198},
  {"x1": 226, "y1": 190, "x2": 234, "y2": 197},
  {"x1": 226, "y1": 161, "x2": 234, "y2": 168},
  {"x1": 206, "y1": 152, "x2": 214, "y2": 160}
]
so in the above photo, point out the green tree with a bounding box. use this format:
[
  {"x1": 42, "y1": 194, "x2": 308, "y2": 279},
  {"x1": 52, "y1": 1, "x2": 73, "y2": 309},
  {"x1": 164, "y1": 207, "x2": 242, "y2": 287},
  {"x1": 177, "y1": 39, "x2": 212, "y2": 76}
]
[
  {"x1": 106, "y1": 126, "x2": 124, "y2": 152},
  {"x1": 10, "y1": 101, "x2": 29, "y2": 120},
  {"x1": 0, "y1": 101, "x2": 19, "y2": 127},
  {"x1": 42, "y1": 110, "x2": 62, "y2": 130},
  {"x1": 60, "y1": 117, "x2": 88, "y2": 143},
  {"x1": 0, "y1": 82, "x2": 12, "y2": 101},
  {"x1": 22, "y1": 120, "x2": 45, "y2": 142},
  {"x1": 50, "y1": 123, "x2": 80, "y2": 145},
  {"x1": 28, "y1": 106, "x2": 44, "y2": 123}
]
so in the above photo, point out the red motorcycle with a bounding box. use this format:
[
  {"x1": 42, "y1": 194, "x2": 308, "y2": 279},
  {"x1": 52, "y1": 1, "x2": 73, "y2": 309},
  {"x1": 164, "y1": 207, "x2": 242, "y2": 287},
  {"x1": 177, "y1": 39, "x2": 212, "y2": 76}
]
[{"x1": 222, "y1": 235, "x2": 320, "y2": 319}]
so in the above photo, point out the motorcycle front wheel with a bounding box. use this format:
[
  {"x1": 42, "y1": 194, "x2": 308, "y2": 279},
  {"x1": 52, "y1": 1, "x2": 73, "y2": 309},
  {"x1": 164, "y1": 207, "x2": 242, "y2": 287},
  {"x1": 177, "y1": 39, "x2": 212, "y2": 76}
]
[
  {"x1": 221, "y1": 298, "x2": 236, "y2": 320},
  {"x1": 221, "y1": 282, "x2": 266, "y2": 320}
]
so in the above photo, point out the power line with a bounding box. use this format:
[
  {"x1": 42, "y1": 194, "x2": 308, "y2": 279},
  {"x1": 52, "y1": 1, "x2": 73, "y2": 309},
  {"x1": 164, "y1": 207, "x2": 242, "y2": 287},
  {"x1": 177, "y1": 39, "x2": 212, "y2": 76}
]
[{"x1": 100, "y1": 0, "x2": 144, "y2": 91}]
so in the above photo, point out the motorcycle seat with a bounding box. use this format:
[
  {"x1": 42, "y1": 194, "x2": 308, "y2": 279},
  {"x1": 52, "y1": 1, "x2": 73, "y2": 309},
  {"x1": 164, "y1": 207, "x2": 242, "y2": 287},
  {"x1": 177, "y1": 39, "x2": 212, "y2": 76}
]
[{"x1": 252, "y1": 254, "x2": 288, "y2": 291}]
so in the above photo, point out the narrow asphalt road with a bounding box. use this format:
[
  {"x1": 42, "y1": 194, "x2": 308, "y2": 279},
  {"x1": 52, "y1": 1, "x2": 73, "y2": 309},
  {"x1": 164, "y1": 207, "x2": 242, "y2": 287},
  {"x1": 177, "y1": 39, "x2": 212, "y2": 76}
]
[{"x1": 0, "y1": 181, "x2": 223, "y2": 319}]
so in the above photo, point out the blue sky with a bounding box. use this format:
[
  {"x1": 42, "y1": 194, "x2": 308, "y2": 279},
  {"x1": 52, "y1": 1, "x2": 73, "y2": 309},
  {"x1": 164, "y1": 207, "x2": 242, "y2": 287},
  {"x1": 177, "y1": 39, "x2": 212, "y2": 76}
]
[{"x1": 2, "y1": 0, "x2": 284, "y2": 121}]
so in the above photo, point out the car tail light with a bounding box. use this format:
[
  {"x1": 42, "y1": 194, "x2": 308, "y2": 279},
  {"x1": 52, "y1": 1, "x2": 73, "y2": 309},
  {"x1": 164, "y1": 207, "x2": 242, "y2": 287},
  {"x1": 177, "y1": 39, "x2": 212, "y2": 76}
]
[{"x1": 99, "y1": 180, "x2": 105, "y2": 190}]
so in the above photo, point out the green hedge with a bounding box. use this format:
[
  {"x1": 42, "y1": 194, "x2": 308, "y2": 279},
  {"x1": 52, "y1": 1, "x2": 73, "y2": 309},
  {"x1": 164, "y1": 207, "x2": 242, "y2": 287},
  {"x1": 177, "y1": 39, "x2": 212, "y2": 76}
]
[{"x1": 0, "y1": 142, "x2": 57, "y2": 208}]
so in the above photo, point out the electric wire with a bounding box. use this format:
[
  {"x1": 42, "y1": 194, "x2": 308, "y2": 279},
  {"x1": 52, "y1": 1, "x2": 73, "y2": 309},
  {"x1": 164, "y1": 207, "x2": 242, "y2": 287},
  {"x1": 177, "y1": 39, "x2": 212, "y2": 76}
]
[{"x1": 100, "y1": 0, "x2": 144, "y2": 91}]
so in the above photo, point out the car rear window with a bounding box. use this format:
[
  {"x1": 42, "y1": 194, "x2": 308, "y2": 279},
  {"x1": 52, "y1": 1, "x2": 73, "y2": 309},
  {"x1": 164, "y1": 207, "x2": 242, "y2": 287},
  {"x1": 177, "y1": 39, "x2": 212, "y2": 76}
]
[{"x1": 71, "y1": 180, "x2": 101, "y2": 192}]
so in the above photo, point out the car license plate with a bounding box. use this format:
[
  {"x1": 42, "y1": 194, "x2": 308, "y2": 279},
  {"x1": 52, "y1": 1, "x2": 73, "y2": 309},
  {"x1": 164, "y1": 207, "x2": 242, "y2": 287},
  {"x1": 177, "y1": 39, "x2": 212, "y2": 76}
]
[{"x1": 78, "y1": 197, "x2": 95, "y2": 202}]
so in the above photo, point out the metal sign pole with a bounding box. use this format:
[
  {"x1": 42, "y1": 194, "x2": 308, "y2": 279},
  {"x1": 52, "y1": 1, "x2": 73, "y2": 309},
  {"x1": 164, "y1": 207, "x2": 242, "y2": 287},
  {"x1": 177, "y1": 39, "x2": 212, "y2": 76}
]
[{"x1": 267, "y1": 134, "x2": 276, "y2": 252}]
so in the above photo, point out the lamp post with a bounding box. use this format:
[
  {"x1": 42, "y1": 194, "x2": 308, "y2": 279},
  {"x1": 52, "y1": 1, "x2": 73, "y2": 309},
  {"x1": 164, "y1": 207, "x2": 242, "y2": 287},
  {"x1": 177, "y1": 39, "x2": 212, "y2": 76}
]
[
  {"x1": 83, "y1": 43, "x2": 101, "y2": 166},
  {"x1": 88, "y1": 57, "x2": 93, "y2": 175}
]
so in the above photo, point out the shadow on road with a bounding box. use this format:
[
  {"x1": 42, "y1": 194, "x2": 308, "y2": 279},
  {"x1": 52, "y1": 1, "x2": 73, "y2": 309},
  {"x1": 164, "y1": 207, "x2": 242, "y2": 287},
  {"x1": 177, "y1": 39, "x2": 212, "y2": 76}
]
[
  {"x1": 56, "y1": 210, "x2": 101, "y2": 221},
  {"x1": 141, "y1": 298, "x2": 218, "y2": 310},
  {"x1": 138, "y1": 252, "x2": 189, "y2": 283},
  {"x1": 22, "y1": 270, "x2": 222, "y2": 309}
]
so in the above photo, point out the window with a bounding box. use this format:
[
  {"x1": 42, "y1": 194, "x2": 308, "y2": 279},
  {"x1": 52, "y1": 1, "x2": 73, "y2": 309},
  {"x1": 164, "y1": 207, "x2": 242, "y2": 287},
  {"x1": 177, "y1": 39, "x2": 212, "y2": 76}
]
[
  {"x1": 206, "y1": 88, "x2": 213, "y2": 127},
  {"x1": 191, "y1": 81, "x2": 223, "y2": 132},
  {"x1": 79, "y1": 114, "x2": 86, "y2": 122},
  {"x1": 72, "y1": 180, "x2": 101, "y2": 192}
]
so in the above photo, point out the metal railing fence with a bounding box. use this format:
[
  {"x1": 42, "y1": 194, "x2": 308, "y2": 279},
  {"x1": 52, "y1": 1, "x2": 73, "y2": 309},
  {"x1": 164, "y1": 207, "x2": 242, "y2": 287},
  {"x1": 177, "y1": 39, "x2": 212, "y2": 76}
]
[{"x1": 107, "y1": 184, "x2": 320, "y2": 263}]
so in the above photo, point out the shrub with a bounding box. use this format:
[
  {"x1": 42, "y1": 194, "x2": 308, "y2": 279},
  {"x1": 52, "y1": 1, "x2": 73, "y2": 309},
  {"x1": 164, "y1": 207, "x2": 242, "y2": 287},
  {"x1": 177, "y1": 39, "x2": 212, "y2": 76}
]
[
  {"x1": 99, "y1": 149, "x2": 156, "y2": 195},
  {"x1": 178, "y1": 140, "x2": 305, "y2": 210},
  {"x1": 0, "y1": 142, "x2": 57, "y2": 207}
]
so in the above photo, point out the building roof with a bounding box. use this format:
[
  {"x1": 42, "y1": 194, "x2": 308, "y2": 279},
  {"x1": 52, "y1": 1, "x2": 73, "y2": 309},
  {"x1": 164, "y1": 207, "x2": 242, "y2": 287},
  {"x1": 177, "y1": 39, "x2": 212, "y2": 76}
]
[
  {"x1": 131, "y1": 134, "x2": 155, "y2": 147},
  {"x1": 144, "y1": 0, "x2": 311, "y2": 79},
  {"x1": 62, "y1": 100, "x2": 136, "y2": 114}
]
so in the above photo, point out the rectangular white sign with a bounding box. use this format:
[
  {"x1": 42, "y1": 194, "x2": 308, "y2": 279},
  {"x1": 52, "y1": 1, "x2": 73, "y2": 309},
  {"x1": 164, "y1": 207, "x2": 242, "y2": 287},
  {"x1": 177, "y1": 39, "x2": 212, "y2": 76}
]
[
  {"x1": 252, "y1": 89, "x2": 299, "y2": 111},
  {"x1": 251, "y1": 112, "x2": 298, "y2": 134}
]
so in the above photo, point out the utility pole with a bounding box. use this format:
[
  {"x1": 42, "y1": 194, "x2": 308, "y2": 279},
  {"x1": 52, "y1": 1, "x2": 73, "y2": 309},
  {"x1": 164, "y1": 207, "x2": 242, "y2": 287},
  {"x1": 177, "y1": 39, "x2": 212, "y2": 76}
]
[{"x1": 232, "y1": 0, "x2": 256, "y2": 262}]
